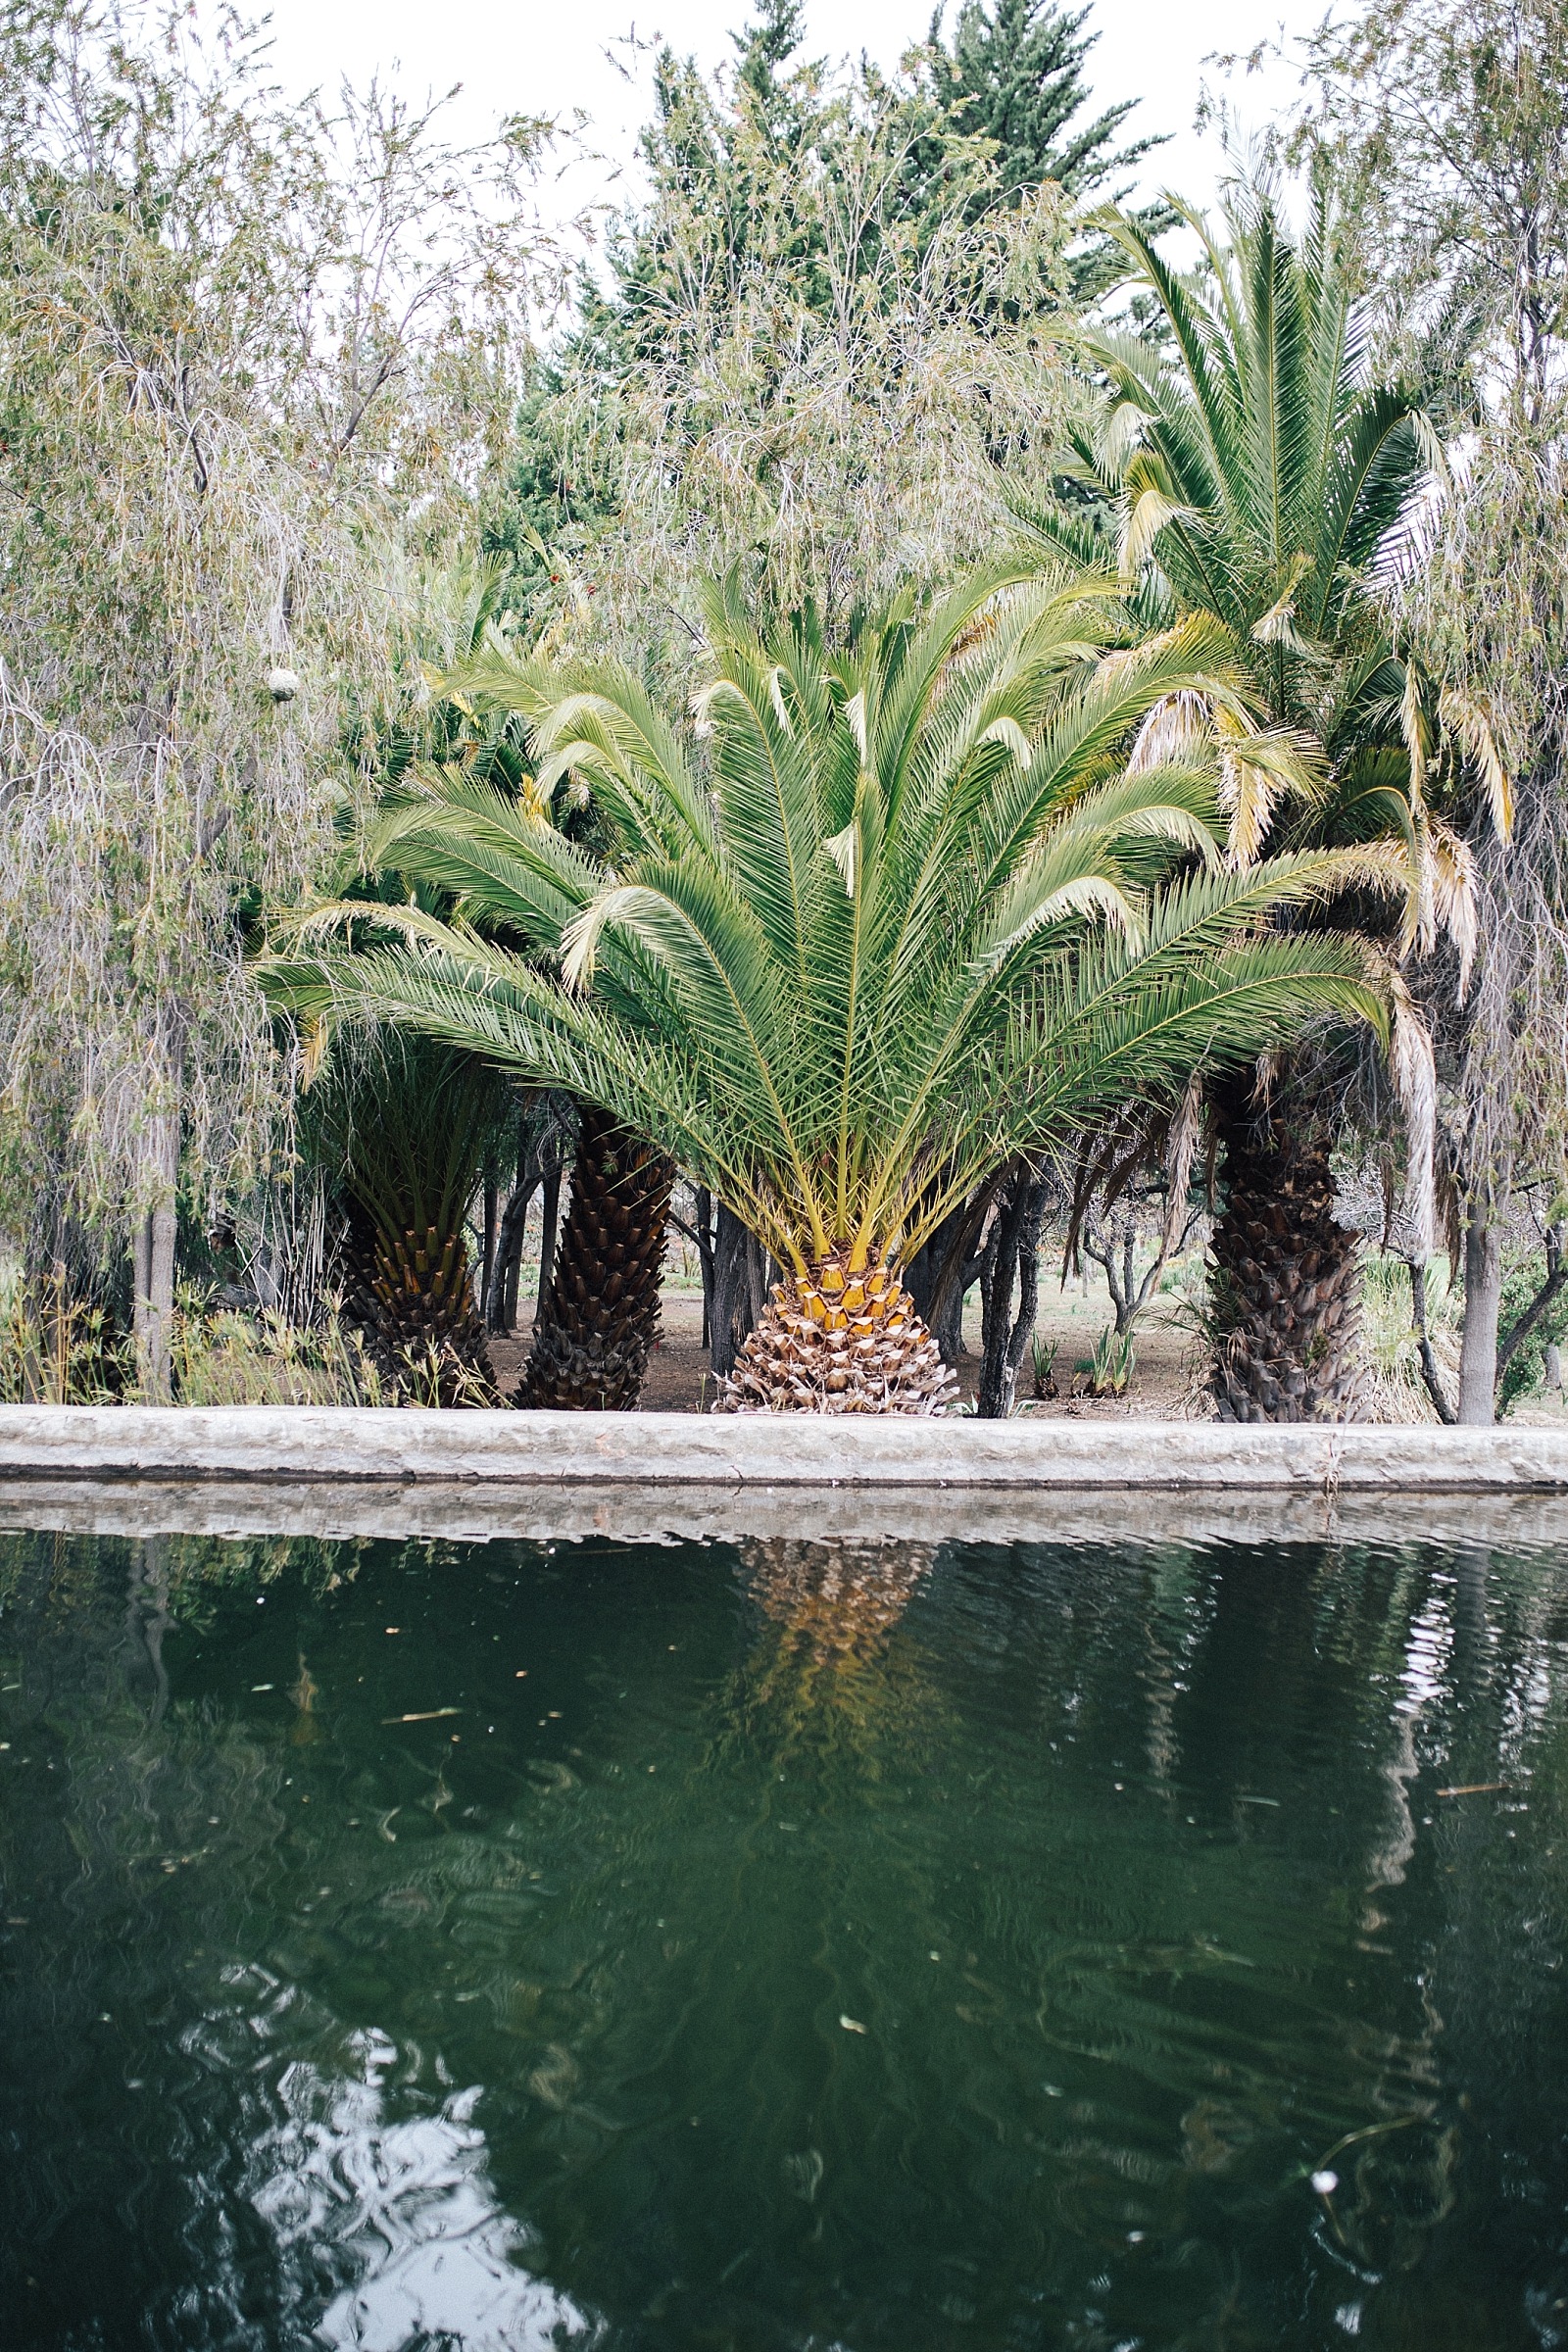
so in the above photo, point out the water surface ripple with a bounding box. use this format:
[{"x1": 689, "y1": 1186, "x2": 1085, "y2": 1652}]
[{"x1": 1, "y1": 1526, "x2": 1565, "y2": 2349}]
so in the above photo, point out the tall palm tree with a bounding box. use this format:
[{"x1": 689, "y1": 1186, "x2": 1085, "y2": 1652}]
[
  {"x1": 516, "y1": 1102, "x2": 673, "y2": 1409},
  {"x1": 267, "y1": 564, "x2": 1388, "y2": 1413},
  {"x1": 1042, "y1": 175, "x2": 1509, "y2": 1419}
]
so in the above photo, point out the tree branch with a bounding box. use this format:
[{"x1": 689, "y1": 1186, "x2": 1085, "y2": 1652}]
[
  {"x1": 1409, "y1": 1257, "x2": 1456, "y2": 1423},
  {"x1": 1496, "y1": 1223, "x2": 1568, "y2": 1377}
]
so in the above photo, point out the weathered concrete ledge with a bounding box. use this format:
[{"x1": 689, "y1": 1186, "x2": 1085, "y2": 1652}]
[
  {"x1": 0, "y1": 1408, "x2": 1567, "y2": 1552},
  {"x1": 3, "y1": 1392, "x2": 1568, "y2": 1486},
  {"x1": 2, "y1": 1403, "x2": 1567, "y2": 1494}
]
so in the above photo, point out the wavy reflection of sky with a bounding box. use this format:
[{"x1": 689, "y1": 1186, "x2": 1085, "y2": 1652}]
[{"x1": 249, "y1": 2027, "x2": 597, "y2": 2351}]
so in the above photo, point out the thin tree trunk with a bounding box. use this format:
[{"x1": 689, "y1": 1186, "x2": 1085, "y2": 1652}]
[
  {"x1": 132, "y1": 1104, "x2": 178, "y2": 1402},
  {"x1": 480, "y1": 1177, "x2": 498, "y2": 1317},
  {"x1": 1409, "y1": 1258, "x2": 1456, "y2": 1424},
  {"x1": 486, "y1": 1114, "x2": 540, "y2": 1336},
  {"x1": 693, "y1": 1188, "x2": 714, "y2": 1349},
  {"x1": 1495, "y1": 1222, "x2": 1567, "y2": 1377},
  {"x1": 536, "y1": 1165, "x2": 562, "y2": 1308},
  {"x1": 1457, "y1": 1208, "x2": 1504, "y2": 1425},
  {"x1": 489, "y1": 1163, "x2": 540, "y2": 1334},
  {"x1": 911, "y1": 1177, "x2": 1009, "y2": 1367},
  {"x1": 977, "y1": 1175, "x2": 1046, "y2": 1419},
  {"x1": 906, "y1": 1200, "x2": 973, "y2": 1365}
]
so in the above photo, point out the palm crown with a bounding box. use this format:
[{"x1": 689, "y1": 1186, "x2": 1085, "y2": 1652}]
[
  {"x1": 1042, "y1": 176, "x2": 1506, "y2": 956},
  {"x1": 269, "y1": 564, "x2": 1385, "y2": 1316}
]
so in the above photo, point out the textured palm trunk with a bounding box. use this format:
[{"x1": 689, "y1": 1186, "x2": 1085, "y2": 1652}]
[
  {"x1": 340, "y1": 1206, "x2": 496, "y2": 1403},
  {"x1": 516, "y1": 1105, "x2": 672, "y2": 1410},
  {"x1": 1207, "y1": 1072, "x2": 1367, "y2": 1423},
  {"x1": 716, "y1": 1247, "x2": 957, "y2": 1414}
]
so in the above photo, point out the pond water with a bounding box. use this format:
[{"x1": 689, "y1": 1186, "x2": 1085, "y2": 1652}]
[{"x1": 1, "y1": 1522, "x2": 1566, "y2": 2351}]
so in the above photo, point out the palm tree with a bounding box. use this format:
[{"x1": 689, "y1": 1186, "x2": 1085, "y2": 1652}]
[
  {"x1": 1043, "y1": 174, "x2": 1509, "y2": 1419},
  {"x1": 266, "y1": 564, "x2": 1388, "y2": 1413},
  {"x1": 516, "y1": 1102, "x2": 673, "y2": 1409},
  {"x1": 306, "y1": 1034, "x2": 503, "y2": 1402}
]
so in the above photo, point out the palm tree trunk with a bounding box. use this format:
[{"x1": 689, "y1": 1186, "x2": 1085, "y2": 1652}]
[
  {"x1": 515, "y1": 1105, "x2": 672, "y2": 1410},
  {"x1": 1207, "y1": 1069, "x2": 1367, "y2": 1422},
  {"x1": 716, "y1": 1248, "x2": 957, "y2": 1414},
  {"x1": 339, "y1": 1202, "x2": 496, "y2": 1401}
]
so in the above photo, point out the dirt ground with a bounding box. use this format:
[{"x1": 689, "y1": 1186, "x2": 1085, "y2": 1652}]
[{"x1": 489, "y1": 1265, "x2": 1206, "y2": 1418}]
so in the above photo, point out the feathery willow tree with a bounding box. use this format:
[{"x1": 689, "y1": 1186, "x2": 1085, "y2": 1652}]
[
  {"x1": 497, "y1": 0, "x2": 1091, "y2": 662},
  {"x1": 1040, "y1": 175, "x2": 1507, "y2": 1419},
  {"x1": 0, "y1": 0, "x2": 555, "y2": 1395},
  {"x1": 267, "y1": 564, "x2": 1388, "y2": 1413},
  {"x1": 1294, "y1": 0, "x2": 1568, "y2": 1422}
]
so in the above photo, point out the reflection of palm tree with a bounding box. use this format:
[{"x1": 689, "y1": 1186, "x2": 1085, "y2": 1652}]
[
  {"x1": 729, "y1": 1538, "x2": 948, "y2": 1775},
  {"x1": 744, "y1": 1537, "x2": 935, "y2": 1664}
]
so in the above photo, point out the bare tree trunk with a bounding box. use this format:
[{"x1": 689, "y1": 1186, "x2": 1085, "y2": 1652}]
[
  {"x1": 1409, "y1": 1258, "x2": 1457, "y2": 1423},
  {"x1": 480, "y1": 1177, "x2": 498, "y2": 1317},
  {"x1": 977, "y1": 1175, "x2": 1047, "y2": 1419},
  {"x1": 906, "y1": 1200, "x2": 974, "y2": 1365},
  {"x1": 707, "y1": 1203, "x2": 767, "y2": 1384},
  {"x1": 909, "y1": 1178, "x2": 1010, "y2": 1367},
  {"x1": 1496, "y1": 1222, "x2": 1567, "y2": 1378},
  {"x1": 489, "y1": 1158, "x2": 542, "y2": 1334},
  {"x1": 691, "y1": 1189, "x2": 715, "y2": 1350},
  {"x1": 1457, "y1": 1209, "x2": 1503, "y2": 1425},
  {"x1": 536, "y1": 1165, "x2": 562, "y2": 1308},
  {"x1": 131, "y1": 1103, "x2": 178, "y2": 1401}
]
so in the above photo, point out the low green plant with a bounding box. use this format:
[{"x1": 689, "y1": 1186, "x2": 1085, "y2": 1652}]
[
  {"x1": 1030, "y1": 1332, "x2": 1059, "y2": 1398},
  {"x1": 0, "y1": 1262, "x2": 127, "y2": 1403},
  {"x1": 165, "y1": 1298, "x2": 390, "y2": 1408},
  {"x1": 1496, "y1": 1254, "x2": 1568, "y2": 1415},
  {"x1": 1360, "y1": 1253, "x2": 1461, "y2": 1422},
  {"x1": 1084, "y1": 1324, "x2": 1136, "y2": 1397}
]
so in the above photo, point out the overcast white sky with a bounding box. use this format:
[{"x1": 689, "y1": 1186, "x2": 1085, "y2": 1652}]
[{"x1": 259, "y1": 0, "x2": 1322, "y2": 257}]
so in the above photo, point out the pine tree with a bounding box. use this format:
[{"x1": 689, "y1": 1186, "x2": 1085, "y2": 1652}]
[{"x1": 928, "y1": 0, "x2": 1157, "y2": 208}]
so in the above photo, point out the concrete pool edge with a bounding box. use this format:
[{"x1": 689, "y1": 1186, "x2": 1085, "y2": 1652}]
[
  {"x1": 2, "y1": 1404, "x2": 1567, "y2": 1491},
  {"x1": 2, "y1": 1408, "x2": 1568, "y2": 1548}
]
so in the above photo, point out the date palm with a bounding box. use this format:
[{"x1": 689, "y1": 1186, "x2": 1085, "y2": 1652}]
[
  {"x1": 1045, "y1": 175, "x2": 1508, "y2": 1419},
  {"x1": 517, "y1": 1102, "x2": 673, "y2": 1409},
  {"x1": 268, "y1": 564, "x2": 1388, "y2": 1413},
  {"x1": 307, "y1": 1034, "x2": 503, "y2": 1402}
]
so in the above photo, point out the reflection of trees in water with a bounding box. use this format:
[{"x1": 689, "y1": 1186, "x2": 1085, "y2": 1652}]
[
  {"x1": 250, "y1": 2021, "x2": 596, "y2": 2351},
  {"x1": 5, "y1": 1525, "x2": 1568, "y2": 2340},
  {"x1": 728, "y1": 1535, "x2": 946, "y2": 1770},
  {"x1": 743, "y1": 1536, "x2": 935, "y2": 1662}
]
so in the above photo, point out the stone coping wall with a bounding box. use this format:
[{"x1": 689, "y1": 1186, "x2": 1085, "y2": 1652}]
[
  {"x1": 2, "y1": 1403, "x2": 1568, "y2": 1491},
  {"x1": 1, "y1": 1407, "x2": 1568, "y2": 1550}
]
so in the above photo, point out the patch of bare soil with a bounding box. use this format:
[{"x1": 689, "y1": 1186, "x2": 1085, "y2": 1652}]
[{"x1": 491, "y1": 1271, "x2": 1208, "y2": 1418}]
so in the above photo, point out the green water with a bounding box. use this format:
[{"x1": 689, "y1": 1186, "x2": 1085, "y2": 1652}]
[{"x1": 1, "y1": 1524, "x2": 1566, "y2": 2351}]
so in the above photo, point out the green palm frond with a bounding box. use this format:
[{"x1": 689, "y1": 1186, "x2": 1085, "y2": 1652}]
[
  {"x1": 1077, "y1": 172, "x2": 1509, "y2": 959},
  {"x1": 264, "y1": 566, "x2": 1390, "y2": 1278}
]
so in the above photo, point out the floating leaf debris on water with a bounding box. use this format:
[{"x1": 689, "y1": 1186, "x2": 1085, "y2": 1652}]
[
  {"x1": 839, "y1": 2015, "x2": 867, "y2": 2034},
  {"x1": 383, "y1": 1708, "x2": 462, "y2": 1724}
]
